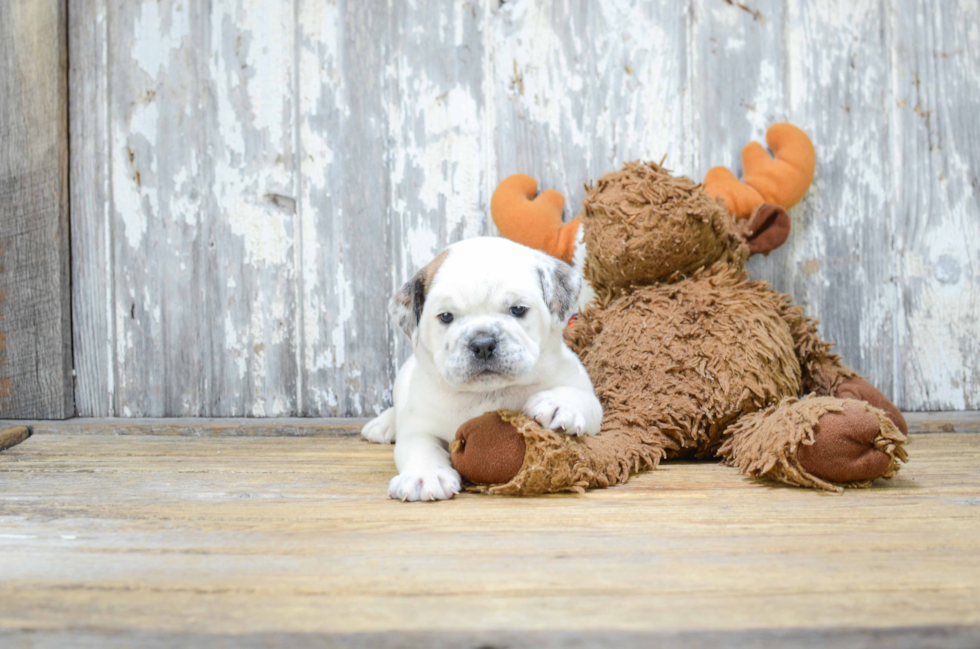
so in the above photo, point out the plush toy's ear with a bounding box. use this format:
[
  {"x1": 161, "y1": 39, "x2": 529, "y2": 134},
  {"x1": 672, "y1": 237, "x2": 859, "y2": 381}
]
[
  {"x1": 389, "y1": 250, "x2": 449, "y2": 338},
  {"x1": 535, "y1": 252, "x2": 581, "y2": 325},
  {"x1": 744, "y1": 203, "x2": 791, "y2": 255},
  {"x1": 491, "y1": 174, "x2": 581, "y2": 264},
  {"x1": 704, "y1": 123, "x2": 816, "y2": 220}
]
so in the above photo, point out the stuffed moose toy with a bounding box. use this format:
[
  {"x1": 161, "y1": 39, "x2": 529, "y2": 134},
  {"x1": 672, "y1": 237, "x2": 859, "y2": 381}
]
[{"x1": 447, "y1": 123, "x2": 908, "y2": 495}]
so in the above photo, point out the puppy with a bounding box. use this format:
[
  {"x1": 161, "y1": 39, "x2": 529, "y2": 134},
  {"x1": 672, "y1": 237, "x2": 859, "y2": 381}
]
[{"x1": 361, "y1": 236, "x2": 602, "y2": 501}]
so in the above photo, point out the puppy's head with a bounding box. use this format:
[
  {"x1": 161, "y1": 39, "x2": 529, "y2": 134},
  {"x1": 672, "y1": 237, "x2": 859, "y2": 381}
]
[{"x1": 391, "y1": 237, "x2": 580, "y2": 391}]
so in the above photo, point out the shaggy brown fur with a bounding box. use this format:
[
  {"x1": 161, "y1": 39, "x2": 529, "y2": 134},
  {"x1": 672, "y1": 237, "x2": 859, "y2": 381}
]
[
  {"x1": 722, "y1": 397, "x2": 907, "y2": 490},
  {"x1": 450, "y1": 160, "x2": 908, "y2": 494},
  {"x1": 569, "y1": 264, "x2": 805, "y2": 460},
  {"x1": 456, "y1": 410, "x2": 666, "y2": 496},
  {"x1": 579, "y1": 162, "x2": 748, "y2": 297}
]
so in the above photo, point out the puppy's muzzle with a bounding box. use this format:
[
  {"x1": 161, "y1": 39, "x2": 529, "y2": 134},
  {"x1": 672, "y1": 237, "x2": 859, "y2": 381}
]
[{"x1": 468, "y1": 335, "x2": 497, "y2": 361}]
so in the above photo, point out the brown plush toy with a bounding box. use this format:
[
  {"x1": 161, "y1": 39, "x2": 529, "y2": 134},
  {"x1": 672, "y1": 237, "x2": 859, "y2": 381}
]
[{"x1": 449, "y1": 124, "x2": 908, "y2": 495}]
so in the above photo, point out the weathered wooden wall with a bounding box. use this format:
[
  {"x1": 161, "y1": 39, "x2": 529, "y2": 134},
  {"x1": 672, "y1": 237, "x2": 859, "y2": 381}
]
[
  {"x1": 0, "y1": 0, "x2": 74, "y2": 419},
  {"x1": 69, "y1": 0, "x2": 980, "y2": 417}
]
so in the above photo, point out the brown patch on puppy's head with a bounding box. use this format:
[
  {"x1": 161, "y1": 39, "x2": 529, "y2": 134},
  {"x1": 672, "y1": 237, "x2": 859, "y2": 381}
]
[{"x1": 390, "y1": 249, "x2": 449, "y2": 338}]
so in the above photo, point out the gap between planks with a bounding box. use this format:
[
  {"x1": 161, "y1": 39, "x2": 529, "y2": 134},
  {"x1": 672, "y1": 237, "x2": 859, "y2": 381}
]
[{"x1": 1, "y1": 411, "x2": 979, "y2": 439}]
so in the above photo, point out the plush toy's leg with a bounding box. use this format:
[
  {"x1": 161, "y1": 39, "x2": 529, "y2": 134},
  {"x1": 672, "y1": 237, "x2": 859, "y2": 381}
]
[
  {"x1": 719, "y1": 396, "x2": 908, "y2": 492},
  {"x1": 450, "y1": 410, "x2": 667, "y2": 496},
  {"x1": 780, "y1": 303, "x2": 908, "y2": 437},
  {"x1": 835, "y1": 376, "x2": 908, "y2": 436}
]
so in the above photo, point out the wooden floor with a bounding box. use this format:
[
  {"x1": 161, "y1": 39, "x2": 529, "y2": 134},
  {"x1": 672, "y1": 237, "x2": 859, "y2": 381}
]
[{"x1": 1, "y1": 415, "x2": 979, "y2": 647}]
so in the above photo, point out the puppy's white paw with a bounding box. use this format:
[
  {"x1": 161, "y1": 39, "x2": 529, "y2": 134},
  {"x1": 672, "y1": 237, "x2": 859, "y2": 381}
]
[
  {"x1": 524, "y1": 392, "x2": 590, "y2": 436},
  {"x1": 388, "y1": 467, "x2": 461, "y2": 502},
  {"x1": 362, "y1": 408, "x2": 396, "y2": 444}
]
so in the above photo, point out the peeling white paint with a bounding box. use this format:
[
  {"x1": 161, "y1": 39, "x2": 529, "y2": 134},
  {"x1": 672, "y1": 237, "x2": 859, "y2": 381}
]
[
  {"x1": 74, "y1": 0, "x2": 979, "y2": 417},
  {"x1": 330, "y1": 259, "x2": 354, "y2": 370},
  {"x1": 112, "y1": 99, "x2": 161, "y2": 250},
  {"x1": 131, "y1": 1, "x2": 188, "y2": 77},
  {"x1": 225, "y1": 201, "x2": 291, "y2": 266}
]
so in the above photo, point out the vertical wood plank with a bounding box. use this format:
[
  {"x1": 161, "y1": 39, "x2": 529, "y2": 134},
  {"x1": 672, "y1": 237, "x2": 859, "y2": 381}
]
[
  {"x1": 75, "y1": 0, "x2": 302, "y2": 416},
  {"x1": 294, "y1": 0, "x2": 343, "y2": 416},
  {"x1": 0, "y1": 0, "x2": 74, "y2": 418},
  {"x1": 488, "y1": 0, "x2": 693, "y2": 222},
  {"x1": 106, "y1": 0, "x2": 211, "y2": 416},
  {"x1": 296, "y1": 0, "x2": 391, "y2": 416},
  {"x1": 205, "y1": 0, "x2": 299, "y2": 416},
  {"x1": 69, "y1": 0, "x2": 112, "y2": 416},
  {"x1": 889, "y1": 0, "x2": 980, "y2": 409}
]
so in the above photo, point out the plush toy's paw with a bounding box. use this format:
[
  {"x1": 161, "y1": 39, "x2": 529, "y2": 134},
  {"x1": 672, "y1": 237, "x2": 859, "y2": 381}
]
[
  {"x1": 834, "y1": 376, "x2": 908, "y2": 436},
  {"x1": 451, "y1": 412, "x2": 526, "y2": 486},
  {"x1": 361, "y1": 408, "x2": 396, "y2": 444},
  {"x1": 387, "y1": 466, "x2": 461, "y2": 502},
  {"x1": 523, "y1": 391, "x2": 592, "y2": 436},
  {"x1": 798, "y1": 405, "x2": 894, "y2": 484}
]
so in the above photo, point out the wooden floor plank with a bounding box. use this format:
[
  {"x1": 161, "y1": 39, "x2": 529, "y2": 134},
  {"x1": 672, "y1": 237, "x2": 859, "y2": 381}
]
[
  {"x1": 2, "y1": 410, "x2": 978, "y2": 437},
  {"x1": 0, "y1": 430, "x2": 978, "y2": 643}
]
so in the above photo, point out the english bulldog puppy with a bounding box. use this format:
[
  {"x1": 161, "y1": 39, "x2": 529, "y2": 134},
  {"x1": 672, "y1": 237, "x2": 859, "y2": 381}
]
[{"x1": 361, "y1": 237, "x2": 602, "y2": 501}]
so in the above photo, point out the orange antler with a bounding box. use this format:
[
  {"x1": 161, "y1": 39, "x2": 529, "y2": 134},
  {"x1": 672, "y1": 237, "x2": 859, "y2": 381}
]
[
  {"x1": 703, "y1": 123, "x2": 816, "y2": 219},
  {"x1": 491, "y1": 174, "x2": 580, "y2": 264}
]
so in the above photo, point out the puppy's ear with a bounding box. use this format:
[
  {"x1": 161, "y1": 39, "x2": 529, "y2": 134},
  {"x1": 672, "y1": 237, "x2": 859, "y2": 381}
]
[
  {"x1": 536, "y1": 254, "x2": 581, "y2": 325},
  {"x1": 390, "y1": 250, "x2": 449, "y2": 338}
]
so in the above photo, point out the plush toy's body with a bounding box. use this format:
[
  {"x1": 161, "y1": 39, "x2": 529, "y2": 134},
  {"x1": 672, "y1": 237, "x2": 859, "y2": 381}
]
[{"x1": 450, "y1": 125, "x2": 908, "y2": 494}]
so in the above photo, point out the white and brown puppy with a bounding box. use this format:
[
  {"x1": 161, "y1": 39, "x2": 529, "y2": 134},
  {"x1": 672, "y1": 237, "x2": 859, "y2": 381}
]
[{"x1": 361, "y1": 236, "x2": 602, "y2": 501}]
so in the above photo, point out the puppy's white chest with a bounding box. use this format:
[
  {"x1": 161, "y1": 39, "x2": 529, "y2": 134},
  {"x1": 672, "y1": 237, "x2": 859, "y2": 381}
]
[
  {"x1": 458, "y1": 385, "x2": 536, "y2": 418},
  {"x1": 424, "y1": 384, "x2": 535, "y2": 441}
]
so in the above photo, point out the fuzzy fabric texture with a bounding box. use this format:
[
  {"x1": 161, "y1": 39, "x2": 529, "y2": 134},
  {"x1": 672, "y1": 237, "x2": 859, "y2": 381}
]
[
  {"x1": 567, "y1": 265, "x2": 804, "y2": 459},
  {"x1": 720, "y1": 396, "x2": 908, "y2": 492},
  {"x1": 462, "y1": 410, "x2": 666, "y2": 496},
  {"x1": 579, "y1": 161, "x2": 749, "y2": 297},
  {"x1": 452, "y1": 155, "x2": 908, "y2": 495}
]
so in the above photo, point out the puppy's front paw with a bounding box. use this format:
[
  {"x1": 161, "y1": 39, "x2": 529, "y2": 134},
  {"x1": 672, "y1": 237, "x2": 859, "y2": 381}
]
[
  {"x1": 388, "y1": 467, "x2": 461, "y2": 502},
  {"x1": 361, "y1": 408, "x2": 396, "y2": 444},
  {"x1": 524, "y1": 392, "x2": 590, "y2": 437}
]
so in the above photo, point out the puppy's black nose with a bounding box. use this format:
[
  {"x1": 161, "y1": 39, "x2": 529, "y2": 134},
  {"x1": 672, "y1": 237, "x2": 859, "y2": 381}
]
[{"x1": 469, "y1": 336, "x2": 497, "y2": 360}]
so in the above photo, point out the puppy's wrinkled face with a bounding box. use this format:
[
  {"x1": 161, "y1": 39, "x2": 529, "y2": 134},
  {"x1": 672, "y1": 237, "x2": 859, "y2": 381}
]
[{"x1": 390, "y1": 237, "x2": 580, "y2": 391}]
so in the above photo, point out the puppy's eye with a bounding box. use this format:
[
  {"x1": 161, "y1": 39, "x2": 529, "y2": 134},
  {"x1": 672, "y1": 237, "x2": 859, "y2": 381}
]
[
  {"x1": 438, "y1": 312, "x2": 454, "y2": 324},
  {"x1": 509, "y1": 306, "x2": 528, "y2": 318}
]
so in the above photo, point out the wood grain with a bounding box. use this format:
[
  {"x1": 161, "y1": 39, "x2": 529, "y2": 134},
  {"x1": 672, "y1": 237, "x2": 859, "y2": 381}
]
[
  {"x1": 889, "y1": 1, "x2": 980, "y2": 410},
  {"x1": 296, "y1": 0, "x2": 393, "y2": 418},
  {"x1": 0, "y1": 417, "x2": 366, "y2": 437},
  {"x1": 0, "y1": 0, "x2": 73, "y2": 419},
  {"x1": 0, "y1": 426, "x2": 31, "y2": 451},
  {"x1": 68, "y1": 0, "x2": 112, "y2": 416},
  {"x1": 68, "y1": 0, "x2": 980, "y2": 415},
  {"x1": 2, "y1": 626, "x2": 980, "y2": 648},
  {"x1": 489, "y1": 0, "x2": 692, "y2": 219},
  {"x1": 0, "y1": 429, "x2": 978, "y2": 640},
  {"x1": 2, "y1": 410, "x2": 976, "y2": 438}
]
